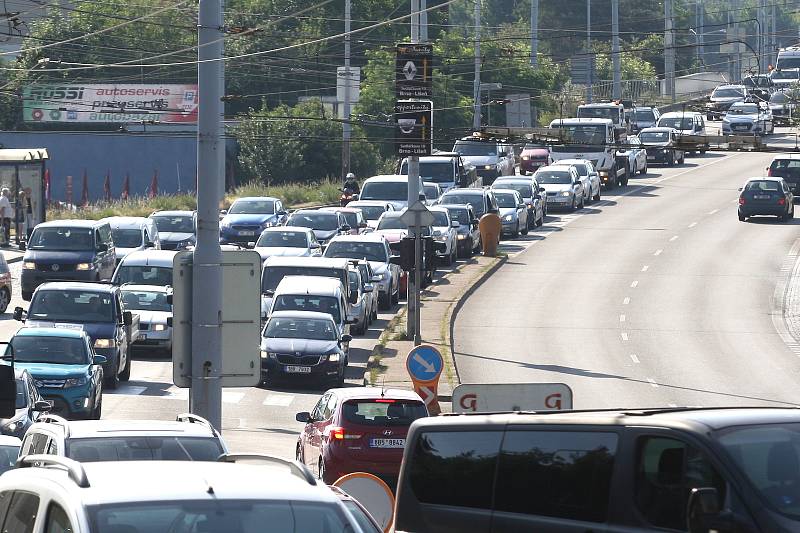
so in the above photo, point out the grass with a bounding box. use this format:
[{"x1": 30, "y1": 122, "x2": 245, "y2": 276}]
[
  {"x1": 367, "y1": 309, "x2": 406, "y2": 385},
  {"x1": 46, "y1": 180, "x2": 343, "y2": 221}
]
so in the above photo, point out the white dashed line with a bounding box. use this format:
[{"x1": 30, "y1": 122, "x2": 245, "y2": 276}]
[
  {"x1": 668, "y1": 403, "x2": 678, "y2": 408},
  {"x1": 630, "y1": 354, "x2": 640, "y2": 364},
  {"x1": 621, "y1": 332, "x2": 629, "y2": 341},
  {"x1": 630, "y1": 280, "x2": 639, "y2": 288},
  {"x1": 647, "y1": 378, "x2": 659, "y2": 388},
  {"x1": 623, "y1": 297, "x2": 630, "y2": 305},
  {"x1": 654, "y1": 249, "x2": 663, "y2": 256},
  {"x1": 708, "y1": 209, "x2": 719, "y2": 215},
  {"x1": 619, "y1": 314, "x2": 626, "y2": 322},
  {"x1": 641, "y1": 265, "x2": 649, "y2": 272},
  {"x1": 262, "y1": 394, "x2": 295, "y2": 407},
  {"x1": 688, "y1": 222, "x2": 698, "y2": 228},
  {"x1": 669, "y1": 235, "x2": 679, "y2": 242}
]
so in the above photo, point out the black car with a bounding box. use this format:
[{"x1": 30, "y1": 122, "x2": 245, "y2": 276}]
[
  {"x1": 0, "y1": 369, "x2": 50, "y2": 438},
  {"x1": 738, "y1": 177, "x2": 795, "y2": 222},
  {"x1": 639, "y1": 127, "x2": 685, "y2": 166},
  {"x1": 767, "y1": 154, "x2": 800, "y2": 196},
  {"x1": 437, "y1": 188, "x2": 499, "y2": 219},
  {"x1": 285, "y1": 209, "x2": 351, "y2": 247},
  {"x1": 441, "y1": 204, "x2": 481, "y2": 258}
]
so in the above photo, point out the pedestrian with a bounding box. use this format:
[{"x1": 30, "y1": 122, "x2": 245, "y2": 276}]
[
  {"x1": 16, "y1": 190, "x2": 26, "y2": 243},
  {"x1": 23, "y1": 187, "x2": 34, "y2": 240},
  {"x1": 0, "y1": 188, "x2": 12, "y2": 247}
]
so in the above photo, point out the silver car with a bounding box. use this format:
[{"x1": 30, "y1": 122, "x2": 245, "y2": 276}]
[
  {"x1": 534, "y1": 166, "x2": 585, "y2": 211},
  {"x1": 429, "y1": 207, "x2": 459, "y2": 265},
  {"x1": 346, "y1": 267, "x2": 372, "y2": 335},
  {"x1": 493, "y1": 189, "x2": 529, "y2": 237},
  {"x1": 254, "y1": 227, "x2": 322, "y2": 262},
  {"x1": 550, "y1": 159, "x2": 600, "y2": 203}
]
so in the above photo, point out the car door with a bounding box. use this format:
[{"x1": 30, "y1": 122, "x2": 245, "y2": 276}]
[
  {"x1": 114, "y1": 292, "x2": 128, "y2": 373},
  {"x1": 98, "y1": 224, "x2": 115, "y2": 279},
  {"x1": 302, "y1": 393, "x2": 328, "y2": 468},
  {"x1": 312, "y1": 393, "x2": 337, "y2": 473}
]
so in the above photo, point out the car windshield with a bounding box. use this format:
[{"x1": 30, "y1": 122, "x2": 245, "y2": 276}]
[
  {"x1": 262, "y1": 266, "x2": 344, "y2": 293},
  {"x1": 152, "y1": 215, "x2": 194, "y2": 233},
  {"x1": 444, "y1": 207, "x2": 470, "y2": 224},
  {"x1": 453, "y1": 140, "x2": 498, "y2": 156},
  {"x1": 577, "y1": 107, "x2": 620, "y2": 123},
  {"x1": 494, "y1": 182, "x2": 532, "y2": 198},
  {"x1": 111, "y1": 228, "x2": 143, "y2": 248},
  {"x1": 440, "y1": 194, "x2": 484, "y2": 216},
  {"x1": 715, "y1": 423, "x2": 800, "y2": 520},
  {"x1": 273, "y1": 295, "x2": 341, "y2": 323},
  {"x1": 658, "y1": 117, "x2": 693, "y2": 129},
  {"x1": 634, "y1": 109, "x2": 656, "y2": 121},
  {"x1": 121, "y1": 290, "x2": 170, "y2": 312},
  {"x1": 29, "y1": 290, "x2": 114, "y2": 323},
  {"x1": 10, "y1": 336, "x2": 87, "y2": 364},
  {"x1": 423, "y1": 185, "x2": 440, "y2": 200},
  {"x1": 360, "y1": 181, "x2": 408, "y2": 201},
  {"x1": 745, "y1": 180, "x2": 781, "y2": 192},
  {"x1": 771, "y1": 92, "x2": 789, "y2": 103},
  {"x1": 69, "y1": 437, "x2": 223, "y2": 462},
  {"x1": 87, "y1": 500, "x2": 352, "y2": 533},
  {"x1": 264, "y1": 317, "x2": 337, "y2": 341},
  {"x1": 342, "y1": 400, "x2": 427, "y2": 427},
  {"x1": 431, "y1": 211, "x2": 449, "y2": 226},
  {"x1": 713, "y1": 88, "x2": 745, "y2": 98},
  {"x1": 400, "y1": 161, "x2": 454, "y2": 184},
  {"x1": 28, "y1": 227, "x2": 93, "y2": 251},
  {"x1": 114, "y1": 266, "x2": 173, "y2": 286},
  {"x1": 377, "y1": 216, "x2": 406, "y2": 230},
  {"x1": 729, "y1": 104, "x2": 759, "y2": 114},
  {"x1": 535, "y1": 170, "x2": 572, "y2": 184},
  {"x1": 229, "y1": 199, "x2": 275, "y2": 214},
  {"x1": 495, "y1": 193, "x2": 519, "y2": 208},
  {"x1": 257, "y1": 231, "x2": 308, "y2": 248},
  {"x1": 352, "y1": 205, "x2": 386, "y2": 221},
  {"x1": 324, "y1": 241, "x2": 387, "y2": 262},
  {"x1": 553, "y1": 124, "x2": 607, "y2": 145},
  {"x1": 287, "y1": 213, "x2": 339, "y2": 231},
  {"x1": 640, "y1": 131, "x2": 670, "y2": 143},
  {"x1": 773, "y1": 67, "x2": 800, "y2": 78},
  {"x1": 0, "y1": 444, "x2": 17, "y2": 475}
]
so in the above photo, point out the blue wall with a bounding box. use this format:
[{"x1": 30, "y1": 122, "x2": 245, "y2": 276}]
[{"x1": 0, "y1": 131, "x2": 198, "y2": 201}]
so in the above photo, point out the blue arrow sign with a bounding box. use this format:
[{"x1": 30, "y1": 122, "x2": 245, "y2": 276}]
[{"x1": 406, "y1": 345, "x2": 443, "y2": 382}]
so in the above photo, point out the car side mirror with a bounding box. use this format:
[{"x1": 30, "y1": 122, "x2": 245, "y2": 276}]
[
  {"x1": 738, "y1": 187, "x2": 743, "y2": 191},
  {"x1": 34, "y1": 400, "x2": 52, "y2": 412},
  {"x1": 451, "y1": 220, "x2": 460, "y2": 228},
  {"x1": 518, "y1": 203, "x2": 526, "y2": 209},
  {"x1": 220, "y1": 209, "x2": 228, "y2": 216},
  {"x1": 341, "y1": 334, "x2": 353, "y2": 343},
  {"x1": 364, "y1": 284, "x2": 374, "y2": 293},
  {"x1": 359, "y1": 222, "x2": 368, "y2": 229},
  {"x1": 167, "y1": 317, "x2": 173, "y2": 327},
  {"x1": 13, "y1": 307, "x2": 25, "y2": 322},
  {"x1": 539, "y1": 187, "x2": 546, "y2": 193},
  {"x1": 247, "y1": 241, "x2": 256, "y2": 248},
  {"x1": 310, "y1": 242, "x2": 321, "y2": 249},
  {"x1": 123, "y1": 311, "x2": 133, "y2": 326},
  {"x1": 687, "y1": 488, "x2": 730, "y2": 533},
  {"x1": 341, "y1": 225, "x2": 351, "y2": 232},
  {"x1": 295, "y1": 411, "x2": 311, "y2": 423},
  {"x1": 97, "y1": 243, "x2": 108, "y2": 252},
  {"x1": 278, "y1": 210, "x2": 287, "y2": 216},
  {"x1": 93, "y1": 354, "x2": 108, "y2": 365}
]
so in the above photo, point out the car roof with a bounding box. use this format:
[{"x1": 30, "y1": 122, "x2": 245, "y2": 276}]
[
  {"x1": 492, "y1": 189, "x2": 519, "y2": 197},
  {"x1": 320, "y1": 207, "x2": 361, "y2": 214},
  {"x1": 423, "y1": 182, "x2": 442, "y2": 188},
  {"x1": 119, "y1": 284, "x2": 170, "y2": 293},
  {"x1": 100, "y1": 216, "x2": 152, "y2": 229},
  {"x1": 640, "y1": 127, "x2": 676, "y2": 133},
  {"x1": 579, "y1": 102, "x2": 622, "y2": 107},
  {"x1": 2, "y1": 461, "x2": 336, "y2": 506},
  {"x1": 363, "y1": 174, "x2": 410, "y2": 183},
  {"x1": 415, "y1": 156, "x2": 456, "y2": 163},
  {"x1": 442, "y1": 188, "x2": 486, "y2": 196},
  {"x1": 36, "y1": 282, "x2": 117, "y2": 294},
  {"x1": 772, "y1": 153, "x2": 800, "y2": 160},
  {"x1": 550, "y1": 118, "x2": 613, "y2": 125},
  {"x1": 329, "y1": 386, "x2": 423, "y2": 402},
  {"x1": 716, "y1": 84, "x2": 746, "y2": 90},
  {"x1": 0, "y1": 435, "x2": 20, "y2": 447},
  {"x1": 327, "y1": 233, "x2": 386, "y2": 243},
  {"x1": 118, "y1": 249, "x2": 178, "y2": 266},
  {"x1": 428, "y1": 206, "x2": 450, "y2": 213},
  {"x1": 439, "y1": 203, "x2": 473, "y2": 211},
  {"x1": 291, "y1": 209, "x2": 338, "y2": 216},
  {"x1": 260, "y1": 226, "x2": 312, "y2": 234},
  {"x1": 413, "y1": 407, "x2": 800, "y2": 433},
  {"x1": 151, "y1": 210, "x2": 195, "y2": 217},
  {"x1": 275, "y1": 276, "x2": 343, "y2": 296},
  {"x1": 36, "y1": 219, "x2": 105, "y2": 229},
  {"x1": 232, "y1": 196, "x2": 279, "y2": 203},
  {"x1": 268, "y1": 310, "x2": 336, "y2": 322},
  {"x1": 660, "y1": 111, "x2": 700, "y2": 118},
  {"x1": 745, "y1": 176, "x2": 782, "y2": 182},
  {"x1": 15, "y1": 327, "x2": 87, "y2": 339},
  {"x1": 264, "y1": 256, "x2": 351, "y2": 268},
  {"x1": 348, "y1": 200, "x2": 390, "y2": 206},
  {"x1": 46, "y1": 419, "x2": 218, "y2": 439}
]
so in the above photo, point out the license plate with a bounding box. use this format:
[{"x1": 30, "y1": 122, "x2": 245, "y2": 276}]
[
  {"x1": 239, "y1": 230, "x2": 255, "y2": 236},
  {"x1": 369, "y1": 438, "x2": 405, "y2": 449},
  {"x1": 284, "y1": 365, "x2": 311, "y2": 374},
  {"x1": 754, "y1": 195, "x2": 772, "y2": 200},
  {"x1": 734, "y1": 124, "x2": 748, "y2": 130}
]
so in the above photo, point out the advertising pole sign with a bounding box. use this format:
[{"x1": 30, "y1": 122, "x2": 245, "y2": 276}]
[
  {"x1": 395, "y1": 100, "x2": 432, "y2": 156},
  {"x1": 23, "y1": 84, "x2": 199, "y2": 123},
  {"x1": 395, "y1": 43, "x2": 433, "y2": 98}
]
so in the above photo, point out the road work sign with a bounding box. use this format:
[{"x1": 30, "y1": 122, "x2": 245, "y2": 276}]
[
  {"x1": 452, "y1": 383, "x2": 573, "y2": 413},
  {"x1": 406, "y1": 344, "x2": 443, "y2": 415}
]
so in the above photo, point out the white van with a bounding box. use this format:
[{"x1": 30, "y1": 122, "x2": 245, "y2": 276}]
[
  {"x1": 359, "y1": 174, "x2": 426, "y2": 211},
  {"x1": 102, "y1": 216, "x2": 160, "y2": 263}
]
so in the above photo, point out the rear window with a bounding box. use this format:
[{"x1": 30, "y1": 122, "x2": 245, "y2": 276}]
[
  {"x1": 342, "y1": 400, "x2": 427, "y2": 427},
  {"x1": 114, "y1": 265, "x2": 172, "y2": 286},
  {"x1": 770, "y1": 159, "x2": 800, "y2": 183},
  {"x1": 273, "y1": 294, "x2": 341, "y2": 323},
  {"x1": 262, "y1": 266, "x2": 345, "y2": 293},
  {"x1": 68, "y1": 437, "x2": 223, "y2": 462}
]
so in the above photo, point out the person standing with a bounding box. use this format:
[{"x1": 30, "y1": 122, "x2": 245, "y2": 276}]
[
  {"x1": 23, "y1": 187, "x2": 34, "y2": 240},
  {"x1": 0, "y1": 188, "x2": 12, "y2": 247}
]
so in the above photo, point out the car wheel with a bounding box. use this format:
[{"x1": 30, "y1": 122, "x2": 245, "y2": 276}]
[
  {"x1": 521, "y1": 220, "x2": 529, "y2": 235},
  {"x1": 104, "y1": 367, "x2": 119, "y2": 390},
  {"x1": 92, "y1": 397, "x2": 102, "y2": 420},
  {"x1": 668, "y1": 153, "x2": 675, "y2": 166},
  {"x1": 738, "y1": 213, "x2": 746, "y2": 222},
  {"x1": 119, "y1": 353, "x2": 131, "y2": 382},
  {"x1": 512, "y1": 221, "x2": 520, "y2": 238},
  {"x1": 0, "y1": 287, "x2": 10, "y2": 315},
  {"x1": 21, "y1": 291, "x2": 31, "y2": 302},
  {"x1": 318, "y1": 458, "x2": 326, "y2": 482}
]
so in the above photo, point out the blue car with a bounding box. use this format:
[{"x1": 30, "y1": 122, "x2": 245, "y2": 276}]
[
  {"x1": 220, "y1": 197, "x2": 288, "y2": 246},
  {"x1": 9, "y1": 328, "x2": 105, "y2": 419}
]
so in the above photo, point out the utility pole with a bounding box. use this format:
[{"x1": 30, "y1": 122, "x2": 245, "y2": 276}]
[
  {"x1": 420, "y1": 0, "x2": 428, "y2": 42},
  {"x1": 406, "y1": 0, "x2": 421, "y2": 341},
  {"x1": 530, "y1": 0, "x2": 538, "y2": 67},
  {"x1": 733, "y1": 0, "x2": 741, "y2": 80},
  {"x1": 665, "y1": 0, "x2": 675, "y2": 102},
  {"x1": 698, "y1": 0, "x2": 704, "y2": 68},
  {"x1": 191, "y1": 0, "x2": 224, "y2": 430},
  {"x1": 587, "y1": 0, "x2": 592, "y2": 103},
  {"x1": 611, "y1": 0, "x2": 620, "y2": 100},
  {"x1": 472, "y1": 0, "x2": 481, "y2": 129},
  {"x1": 341, "y1": 0, "x2": 351, "y2": 182}
]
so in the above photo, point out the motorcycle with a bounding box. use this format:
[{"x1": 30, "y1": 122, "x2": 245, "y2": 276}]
[{"x1": 340, "y1": 188, "x2": 359, "y2": 207}]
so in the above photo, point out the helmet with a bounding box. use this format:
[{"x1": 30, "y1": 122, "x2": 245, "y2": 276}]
[{"x1": 346, "y1": 172, "x2": 355, "y2": 179}]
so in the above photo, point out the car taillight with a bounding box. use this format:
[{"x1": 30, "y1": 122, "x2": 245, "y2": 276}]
[
  {"x1": 375, "y1": 398, "x2": 396, "y2": 403},
  {"x1": 327, "y1": 426, "x2": 362, "y2": 440},
  {"x1": 739, "y1": 197, "x2": 746, "y2": 205},
  {"x1": 767, "y1": 167, "x2": 773, "y2": 176},
  {"x1": 779, "y1": 197, "x2": 786, "y2": 205}
]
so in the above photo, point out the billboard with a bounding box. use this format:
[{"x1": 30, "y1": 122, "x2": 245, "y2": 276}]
[{"x1": 23, "y1": 84, "x2": 198, "y2": 123}]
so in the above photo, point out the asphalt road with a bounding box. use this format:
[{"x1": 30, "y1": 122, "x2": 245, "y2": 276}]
[{"x1": 454, "y1": 132, "x2": 800, "y2": 410}]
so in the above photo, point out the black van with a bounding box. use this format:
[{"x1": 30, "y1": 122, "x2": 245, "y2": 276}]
[
  {"x1": 395, "y1": 408, "x2": 800, "y2": 533},
  {"x1": 21, "y1": 220, "x2": 116, "y2": 300}
]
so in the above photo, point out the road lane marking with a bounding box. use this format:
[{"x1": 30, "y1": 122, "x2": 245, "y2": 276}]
[
  {"x1": 688, "y1": 222, "x2": 697, "y2": 228},
  {"x1": 654, "y1": 249, "x2": 663, "y2": 256},
  {"x1": 668, "y1": 403, "x2": 677, "y2": 407},
  {"x1": 641, "y1": 265, "x2": 649, "y2": 272},
  {"x1": 708, "y1": 209, "x2": 719, "y2": 215},
  {"x1": 630, "y1": 280, "x2": 639, "y2": 288},
  {"x1": 630, "y1": 354, "x2": 640, "y2": 364},
  {"x1": 647, "y1": 378, "x2": 659, "y2": 387},
  {"x1": 263, "y1": 394, "x2": 295, "y2": 407},
  {"x1": 619, "y1": 314, "x2": 626, "y2": 322},
  {"x1": 623, "y1": 297, "x2": 630, "y2": 305},
  {"x1": 669, "y1": 235, "x2": 679, "y2": 242},
  {"x1": 621, "y1": 332, "x2": 629, "y2": 341}
]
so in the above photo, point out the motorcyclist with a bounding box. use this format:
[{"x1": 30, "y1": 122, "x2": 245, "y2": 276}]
[{"x1": 342, "y1": 173, "x2": 360, "y2": 195}]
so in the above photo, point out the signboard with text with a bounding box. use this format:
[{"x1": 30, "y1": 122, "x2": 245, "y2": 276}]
[
  {"x1": 396, "y1": 43, "x2": 433, "y2": 98},
  {"x1": 395, "y1": 100, "x2": 432, "y2": 156},
  {"x1": 23, "y1": 84, "x2": 199, "y2": 123},
  {"x1": 452, "y1": 383, "x2": 573, "y2": 413}
]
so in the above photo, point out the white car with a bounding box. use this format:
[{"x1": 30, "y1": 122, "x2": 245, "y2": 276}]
[
  {"x1": 254, "y1": 226, "x2": 322, "y2": 262},
  {"x1": 619, "y1": 136, "x2": 648, "y2": 176},
  {"x1": 120, "y1": 284, "x2": 173, "y2": 352},
  {"x1": 550, "y1": 159, "x2": 600, "y2": 203},
  {"x1": 429, "y1": 207, "x2": 459, "y2": 265},
  {"x1": 722, "y1": 101, "x2": 775, "y2": 136},
  {"x1": 345, "y1": 200, "x2": 395, "y2": 230}
]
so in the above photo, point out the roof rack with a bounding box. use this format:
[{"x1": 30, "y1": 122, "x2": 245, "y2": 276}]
[
  {"x1": 217, "y1": 453, "x2": 317, "y2": 486},
  {"x1": 175, "y1": 413, "x2": 221, "y2": 438},
  {"x1": 38, "y1": 414, "x2": 69, "y2": 437},
  {"x1": 17, "y1": 455, "x2": 89, "y2": 487}
]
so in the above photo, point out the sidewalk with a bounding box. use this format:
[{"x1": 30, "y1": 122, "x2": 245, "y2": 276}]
[
  {"x1": 2, "y1": 248, "x2": 23, "y2": 264},
  {"x1": 362, "y1": 254, "x2": 506, "y2": 400}
]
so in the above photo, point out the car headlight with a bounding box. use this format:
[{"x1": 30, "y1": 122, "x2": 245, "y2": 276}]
[
  {"x1": 220, "y1": 220, "x2": 230, "y2": 229},
  {"x1": 4, "y1": 422, "x2": 16, "y2": 433},
  {"x1": 153, "y1": 324, "x2": 167, "y2": 332},
  {"x1": 484, "y1": 165, "x2": 493, "y2": 170},
  {"x1": 75, "y1": 263, "x2": 93, "y2": 271},
  {"x1": 23, "y1": 262, "x2": 35, "y2": 270},
  {"x1": 64, "y1": 376, "x2": 89, "y2": 388},
  {"x1": 94, "y1": 338, "x2": 116, "y2": 349},
  {"x1": 521, "y1": 156, "x2": 530, "y2": 161},
  {"x1": 260, "y1": 350, "x2": 268, "y2": 359},
  {"x1": 327, "y1": 353, "x2": 340, "y2": 362},
  {"x1": 503, "y1": 214, "x2": 513, "y2": 221},
  {"x1": 457, "y1": 234, "x2": 466, "y2": 240},
  {"x1": 561, "y1": 191, "x2": 571, "y2": 197}
]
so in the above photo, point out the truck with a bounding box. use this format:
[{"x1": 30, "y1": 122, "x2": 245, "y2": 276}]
[
  {"x1": 398, "y1": 152, "x2": 480, "y2": 192},
  {"x1": 13, "y1": 281, "x2": 140, "y2": 389},
  {"x1": 548, "y1": 118, "x2": 630, "y2": 189},
  {"x1": 577, "y1": 102, "x2": 630, "y2": 135}
]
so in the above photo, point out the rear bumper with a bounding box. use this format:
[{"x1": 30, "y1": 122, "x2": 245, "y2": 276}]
[
  {"x1": 322, "y1": 445, "x2": 402, "y2": 484},
  {"x1": 739, "y1": 205, "x2": 787, "y2": 216}
]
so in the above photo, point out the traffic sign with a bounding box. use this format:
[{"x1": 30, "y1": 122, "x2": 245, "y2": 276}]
[
  {"x1": 396, "y1": 43, "x2": 433, "y2": 98},
  {"x1": 333, "y1": 473, "x2": 395, "y2": 533},
  {"x1": 406, "y1": 344, "x2": 443, "y2": 382},
  {"x1": 400, "y1": 200, "x2": 435, "y2": 228},
  {"x1": 395, "y1": 100, "x2": 432, "y2": 156},
  {"x1": 452, "y1": 383, "x2": 573, "y2": 413}
]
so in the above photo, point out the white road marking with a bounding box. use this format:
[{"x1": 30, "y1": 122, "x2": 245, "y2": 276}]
[
  {"x1": 619, "y1": 314, "x2": 626, "y2": 322},
  {"x1": 688, "y1": 222, "x2": 697, "y2": 228},
  {"x1": 621, "y1": 332, "x2": 629, "y2": 341},
  {"x1": 623, "y1": 297, "x2": 630, "y2": 305},
  {"x1": 668, "y1": 403, "x2": 678, "y2": 407},
  {"x1": 708, "y1": 209, "x2": 719, "y2": 215},
  {"x1": 641, "y1": 265, "x2": 649, "y2": 272},
  {"x1": 647, "y1": 378, "x2": 659, "y2": 388},
  {"x1": 669, "y1": 235, "x2": 679, "y2": 242},
  {"x1": 238, "y1": 418, "x2": 248, "y2": 429},
  {"x1": 630, "y1": 280, "x2": 639, "y2": 288},
  {"x1": 263, "y1": 394, "x2": 295, "y2": 407},
  {"x1": 630, "y1": 353, "x2": 640, "y2": 364},
  {"x1": 222, "y1": 392, "x2": 245, "y2": 404},
  {"x1": 654, "y1": 249, "x2": 663, "y2": 256}
]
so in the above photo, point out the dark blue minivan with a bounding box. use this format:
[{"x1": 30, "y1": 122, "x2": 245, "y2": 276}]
[{"x1": 21, "y1": 220, "x2": 116, "y2": 300}]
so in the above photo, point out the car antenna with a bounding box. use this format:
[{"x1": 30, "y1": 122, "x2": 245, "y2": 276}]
[{"x1": 381, "y1": 378, "x2": 386, "y2": 398}]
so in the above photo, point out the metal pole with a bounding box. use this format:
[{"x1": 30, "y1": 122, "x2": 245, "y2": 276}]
[
  {"x1": 406, "y1": 0, "x2": 421, "y2": 342},
  {"x1": 413, "y1": 224, "x2": 422, "y2": 346},
  {"x1": 410, "y1": 0, "x2": 419, "y2": 42},
  {"x1": 611, "y1": 0, "x2": 620, "y2": 100},
  {"x1": 341, "y1": 0, "x2": 351, "y2": 182},
  {"x1": 665, "y1": 0, "x2": 675, "y2": 102},
  {"x1": 420, "y1": 0, "x2": 428, "y2": 42},
  {"x1": 733, "y1": 0, "x2": 741, "y2": 80},
  {"x1": 472, "y1": 0, "x2": 481, "y2": 130},
  {"x1": 586, "y1": 0, "x2": 592, "y2": 103},
  {"x1": 191, "y1": 0, "x2": 224, "y2": 431},
  {"x1": 698, "y1": 0, "x2": 704, "y2": 68},
  {"x1": 530, "y1": 0, "x2": 538, "y2": 68}
]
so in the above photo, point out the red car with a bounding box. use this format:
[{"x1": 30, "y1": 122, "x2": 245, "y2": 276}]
[
  {"x1": 519, "y1": 144, "x2": 552, "y2": 175},
  {"x1": 295, "y1": 387, "x2": 428, "y2": 487}
]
